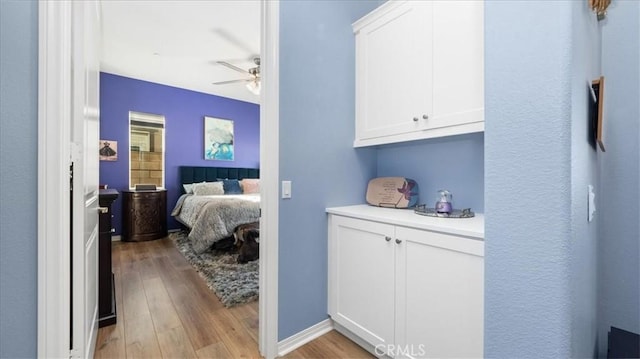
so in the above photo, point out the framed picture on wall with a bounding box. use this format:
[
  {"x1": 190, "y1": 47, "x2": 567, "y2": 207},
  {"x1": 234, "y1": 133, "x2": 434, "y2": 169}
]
[
  {"x1": 204, "y1": 116, "x2": 234, "y2": 161},
  {"x1": 99, "y1": 140, "x2": 118, "y2": 161},
  {"x1": 590, "y1": 76, "x2": 606, "y2": 152}
]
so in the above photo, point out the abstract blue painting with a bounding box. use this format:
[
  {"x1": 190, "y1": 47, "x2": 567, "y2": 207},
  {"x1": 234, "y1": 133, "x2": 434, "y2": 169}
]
[{"x1": 204, "y1": 116, "x2": 234, "y2": 161}]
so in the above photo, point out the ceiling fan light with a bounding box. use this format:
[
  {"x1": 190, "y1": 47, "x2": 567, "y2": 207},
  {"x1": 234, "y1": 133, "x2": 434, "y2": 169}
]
[{"x1": 246, "y1": 80, "x2": 261, "y2": 95}]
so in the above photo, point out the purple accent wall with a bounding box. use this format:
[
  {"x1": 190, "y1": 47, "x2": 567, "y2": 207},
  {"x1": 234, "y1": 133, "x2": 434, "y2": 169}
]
[{"x1": 99, "y1": 72, "x2": 260, "y2": 234}]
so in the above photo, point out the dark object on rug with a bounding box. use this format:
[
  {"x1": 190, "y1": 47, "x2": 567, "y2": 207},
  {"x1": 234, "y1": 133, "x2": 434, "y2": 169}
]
[
  {"x1": 211, "y1": 235, "x2": 237, "y2": 252},
  {"x1": 170, "y1": 231, "x2": 258, "y2": 307},
  {"x1": 234, "y1": 222, "x2": 259, "y2": 264},
  {"x1": 237, "y1": 229, "x2": 259, "y2": 264}
]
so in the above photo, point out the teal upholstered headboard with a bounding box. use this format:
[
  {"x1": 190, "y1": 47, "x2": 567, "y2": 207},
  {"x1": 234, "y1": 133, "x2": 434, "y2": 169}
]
[{"x1": 179, "y1": 166, "x2": 260, "y2": 193}]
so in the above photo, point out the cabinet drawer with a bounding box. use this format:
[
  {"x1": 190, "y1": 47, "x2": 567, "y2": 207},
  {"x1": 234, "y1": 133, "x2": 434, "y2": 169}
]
[{"x1": 131, "y1": 192, "x2": 158, "y2": 200}]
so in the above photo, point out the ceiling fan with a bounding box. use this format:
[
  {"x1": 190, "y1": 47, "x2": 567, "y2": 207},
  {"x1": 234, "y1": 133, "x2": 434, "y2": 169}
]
[{"x1": 213, "y1": 57, "x2": 261, "y2": 95}]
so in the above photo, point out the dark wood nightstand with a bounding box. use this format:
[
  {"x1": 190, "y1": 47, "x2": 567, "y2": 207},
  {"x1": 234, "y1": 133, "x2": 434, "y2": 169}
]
[
  {"x1": 122, "y1": 189, "x2": 167, "y2": 242},
  {"x1": 98, "y1": 189, "x2": 118, "y2": 327}
]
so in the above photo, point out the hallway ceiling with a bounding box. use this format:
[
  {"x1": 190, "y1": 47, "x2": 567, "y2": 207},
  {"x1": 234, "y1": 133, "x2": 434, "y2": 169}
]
[{"x1": 101, "y1": 1, "x2": 261, "y2": 104}]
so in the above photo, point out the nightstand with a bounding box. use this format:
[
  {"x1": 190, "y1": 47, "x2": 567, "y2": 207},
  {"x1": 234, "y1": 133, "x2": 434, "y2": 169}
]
[{"x1": 122, "y1": 189, "x2": 167, "y2": 242}]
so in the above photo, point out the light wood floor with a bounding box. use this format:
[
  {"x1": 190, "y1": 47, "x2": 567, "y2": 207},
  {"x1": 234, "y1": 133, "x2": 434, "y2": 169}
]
[{"x1": 95, "y1": 236, "x2": 372, "y2": 359}]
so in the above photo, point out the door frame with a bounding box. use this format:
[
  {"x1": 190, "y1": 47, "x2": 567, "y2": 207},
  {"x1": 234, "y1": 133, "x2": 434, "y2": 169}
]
[
  {"x1": 37, "y1": 1, "x2": 280, "y2": 357},
  {"x1": 259, "y1": 0, "x2": 280, "y2": 358},
  {"x1": 37, "y1": 1, "x2": 73, "y2": 357}
]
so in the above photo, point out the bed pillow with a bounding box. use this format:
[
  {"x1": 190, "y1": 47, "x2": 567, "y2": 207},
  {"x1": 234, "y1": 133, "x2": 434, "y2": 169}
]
[
  {"x1": 217, "y1": 178, "x2": 243, "y2": 194},
  {"x1": 183, "y1": 183, "x2": 195, "y2": 194},
  {"x1": 193, "y1": 181, "x2": 224, "y2": 196},
  {"x1": 241, "y1": 178, "x2": 260, "y2": 194}
]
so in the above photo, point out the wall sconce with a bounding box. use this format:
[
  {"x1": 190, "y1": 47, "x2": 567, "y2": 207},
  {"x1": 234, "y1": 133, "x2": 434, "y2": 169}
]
[{"x1": 589, "y1": 0, "x2": 611, "y2": 21}]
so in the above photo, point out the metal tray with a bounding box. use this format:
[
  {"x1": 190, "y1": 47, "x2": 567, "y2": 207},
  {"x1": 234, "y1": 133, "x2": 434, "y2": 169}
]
[{"x1": 414, "y1": 204, "x2": 475, "y2": 218}]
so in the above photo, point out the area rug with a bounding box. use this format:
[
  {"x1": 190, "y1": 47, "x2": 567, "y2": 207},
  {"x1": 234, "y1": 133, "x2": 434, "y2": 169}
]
[{"x1": 170, "y1": 231, "x2": 258, "y2": 307}]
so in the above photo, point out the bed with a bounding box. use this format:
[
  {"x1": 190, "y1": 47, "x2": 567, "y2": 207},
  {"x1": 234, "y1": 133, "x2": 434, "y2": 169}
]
[{"x1": 171, "y1": 166, "x2": 260, "y2": 253}]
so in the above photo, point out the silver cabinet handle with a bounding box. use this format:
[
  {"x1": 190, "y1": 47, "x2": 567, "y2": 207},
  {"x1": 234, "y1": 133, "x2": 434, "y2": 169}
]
[
  {"x1": 98, "y1": 207, "x2": 108, "y2": 214},
  {"x1": 413, "y1": 117, "x2": 419, "y2": 122},
  {"x1": 395, "y1": 238, "x2": 402, "y2": 244},
  {"x1": 422, "y1": 114, "x2": 429, "y2": 119},
  {"x1": 385, "y1": 236, "x2": 392, "y2": 242}
]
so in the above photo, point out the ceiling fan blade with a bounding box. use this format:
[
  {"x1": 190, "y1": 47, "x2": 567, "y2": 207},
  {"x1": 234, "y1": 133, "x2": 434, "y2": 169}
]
[
  {"x1": 217, "y1": 61, "x2": 249, "y2": 74},
  {"x1": 212, "y1": 78, "x2": 252, "y2": 85}
]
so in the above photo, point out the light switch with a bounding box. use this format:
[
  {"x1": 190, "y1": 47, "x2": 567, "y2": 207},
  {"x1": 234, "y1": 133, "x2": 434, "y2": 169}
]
[
  {"x1": 588, "y1": 185, "x2": 596, "y2": 222},
  {"x1": 282, "y1": 181, "x2": 292, "y2": 199}
]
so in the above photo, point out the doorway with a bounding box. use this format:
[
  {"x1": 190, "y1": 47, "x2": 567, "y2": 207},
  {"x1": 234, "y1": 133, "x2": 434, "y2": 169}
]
[{"x1": 37, "y1": 1, "x2": 279, "y2": 358}]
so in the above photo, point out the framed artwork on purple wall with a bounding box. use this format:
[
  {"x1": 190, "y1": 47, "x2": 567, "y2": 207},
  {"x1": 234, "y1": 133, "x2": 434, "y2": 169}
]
[
  {"x1": 99, "y1": 140, "x2": 118, "y2": 161},
  {"x1": 204, "y1": 116, "x2": 234, "y2": 161}
]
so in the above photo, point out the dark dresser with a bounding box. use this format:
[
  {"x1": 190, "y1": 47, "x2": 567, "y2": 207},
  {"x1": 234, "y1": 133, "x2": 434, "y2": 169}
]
[
  {"x1": 122, "y1": 189, "x2": 167, "y2": 242},
  {"x1": 98, "y1": 189, "x2": 118, "y2": 327}
]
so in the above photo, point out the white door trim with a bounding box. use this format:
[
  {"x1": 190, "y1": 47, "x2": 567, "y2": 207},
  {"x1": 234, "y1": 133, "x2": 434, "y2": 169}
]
[
  {"x1": 38, "y1": 1, "x2": 281, "y2": 358},
  {"x1": 37, "y1": 0, "x2": 73, "y2": 357},
  {"x1": 259, "y1": 1, "x2": 280, "y2": 358}
]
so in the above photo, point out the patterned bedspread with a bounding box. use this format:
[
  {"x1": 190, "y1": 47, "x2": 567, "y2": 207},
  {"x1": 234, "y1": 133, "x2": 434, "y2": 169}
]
[{"x1": 171, "y1": 194, "x2": 260, "y2": 253}]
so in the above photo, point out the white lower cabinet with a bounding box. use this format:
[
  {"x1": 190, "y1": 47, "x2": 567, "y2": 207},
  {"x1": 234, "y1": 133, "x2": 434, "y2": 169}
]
[
  {"x1": 329, "y1": 216, "x2": 396, "y2": 349},
  {"x1": 395, "y1": 226, "x2": 484, "y2": 358},
  {"x1": 328, "y1": 209, "x2": 484, "y2": 358}
]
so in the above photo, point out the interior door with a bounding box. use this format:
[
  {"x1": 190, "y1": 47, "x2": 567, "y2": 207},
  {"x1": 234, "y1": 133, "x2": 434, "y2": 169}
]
[{"x1": 70, "y1": 1, "x2": 101, "y2": 357}]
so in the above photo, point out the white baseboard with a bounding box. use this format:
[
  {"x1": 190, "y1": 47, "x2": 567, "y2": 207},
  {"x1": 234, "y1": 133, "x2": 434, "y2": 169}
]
[
  {"x1": 333, "y1": 321, "x2": 384, "y2": 358},
  {"x1": 168, "y1": 228, "x2": 181, "y2": 233},
  {"x1": 277, "y1": 318, "x2": 334, "y2": 357}
]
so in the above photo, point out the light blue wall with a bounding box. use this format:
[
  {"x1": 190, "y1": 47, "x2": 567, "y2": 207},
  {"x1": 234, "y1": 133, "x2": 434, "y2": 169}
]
[
  {"x1": 569, "y1": 2, "x2": 601, "y2": 357},
  {"x1": 0, "y1": 1, "x2": 39, "y2": 358},
  {"x1": 485, "y1": 2, "x2": 574, "y2": 357},
  {"x1": 278, "y1": 0, "x2": 379, "y2": 340},
  {"x1": 598, "y1": 1, "x2": 640, "y2": 355},
  {"x1": 376, "y1": 133, "x2": 484, "y2": 212}
]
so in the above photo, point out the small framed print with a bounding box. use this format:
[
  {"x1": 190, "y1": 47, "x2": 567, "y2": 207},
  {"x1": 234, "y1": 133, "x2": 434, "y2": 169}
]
[{"x1": 99, "y1": 140, "x2": 118, "y2": 161}]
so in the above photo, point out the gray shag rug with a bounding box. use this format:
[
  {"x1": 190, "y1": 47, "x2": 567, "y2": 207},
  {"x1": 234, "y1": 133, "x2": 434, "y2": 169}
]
[{"x1": 170, "y1": 231, "x2": 258, "y2": 307}]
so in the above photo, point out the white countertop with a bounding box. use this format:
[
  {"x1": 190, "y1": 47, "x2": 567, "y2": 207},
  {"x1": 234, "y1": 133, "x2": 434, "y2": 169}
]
[{"x1": 326, "y1": 204, "x2": 484, "y2": 240}]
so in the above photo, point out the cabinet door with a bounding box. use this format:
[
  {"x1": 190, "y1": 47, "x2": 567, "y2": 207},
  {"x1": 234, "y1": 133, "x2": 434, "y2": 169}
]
[
  {"x1": 430, "y1": 0, "x2": 484, "y2": 131},
  {"x1": 328, "y1": 215, "x2": 396, "y2": 351},
  {"x1": 355, "y1": 1, "x2": 433, "y2": 141},
  {"x1": 395, "y1": 227, "x2": 484, "y2": 358},
  {"x1": 131, "y1": 193, "x2": 163, "y2": 235}
]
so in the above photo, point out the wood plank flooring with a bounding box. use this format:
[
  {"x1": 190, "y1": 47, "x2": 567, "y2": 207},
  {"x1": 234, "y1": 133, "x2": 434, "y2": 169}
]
[{"x1": 95, "y1": 236, "x2": 372, "y2": 359}]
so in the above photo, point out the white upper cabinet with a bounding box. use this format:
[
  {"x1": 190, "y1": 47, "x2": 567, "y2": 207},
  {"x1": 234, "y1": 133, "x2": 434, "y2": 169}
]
[
  {"x1": 431, "y1": 1, "x2": 484, "y2": 131},
  {"x1": 353, "y1": 0, "x2": 484, "y2": 147},
  {"x1": 354, "y1": 1, "x2": 433, "y2": 143}
]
